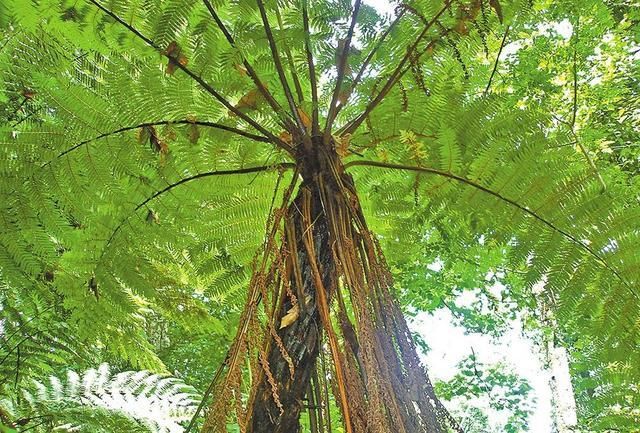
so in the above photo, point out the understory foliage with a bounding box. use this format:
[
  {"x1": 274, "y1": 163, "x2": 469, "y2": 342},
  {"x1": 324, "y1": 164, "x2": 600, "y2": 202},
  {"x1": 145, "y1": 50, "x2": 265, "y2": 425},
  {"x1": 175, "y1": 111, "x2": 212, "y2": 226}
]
[
  {"x1": 0, "y1": 0, "x2": 638, "y2": 432},
  {"x1": 2, "y1": 363, "x2": 199, "y2": 432}
]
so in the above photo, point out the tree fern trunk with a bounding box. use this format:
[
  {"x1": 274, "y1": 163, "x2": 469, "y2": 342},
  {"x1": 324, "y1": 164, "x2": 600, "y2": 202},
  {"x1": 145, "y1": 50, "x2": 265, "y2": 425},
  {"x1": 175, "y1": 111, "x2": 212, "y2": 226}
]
[
  {"x1": 248, "y1": 163, "x2": 334, "y2": 433},
  {"x1": 230, "y1": 143, "x2": 460, "y2": 433}
]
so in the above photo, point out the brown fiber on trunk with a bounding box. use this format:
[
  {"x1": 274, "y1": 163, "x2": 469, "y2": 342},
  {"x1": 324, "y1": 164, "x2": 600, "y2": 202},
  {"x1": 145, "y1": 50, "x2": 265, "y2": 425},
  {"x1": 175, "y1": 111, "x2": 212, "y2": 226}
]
[
  {"x1": 247, "y1": 181, "x2": 333, "y2": 433},
  {"x1": 201, "y1": 138, "x2": 462, "y2": 433}
]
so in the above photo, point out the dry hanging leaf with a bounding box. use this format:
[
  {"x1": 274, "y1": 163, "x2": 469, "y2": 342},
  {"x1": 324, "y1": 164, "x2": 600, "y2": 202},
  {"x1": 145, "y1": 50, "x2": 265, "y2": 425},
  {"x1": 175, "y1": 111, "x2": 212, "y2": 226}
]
[
  {"x1": 146, "y1": 209, "x2": 160, "y2": 224},
  {"x1": 235, "y1": 89, "x2": 259, "y2": 111},
  {"x1": 279, "y1": 304, "x2": 299, "y2": 329},
  {"x1": 163, "y1": 41, "x2": 188, "y2": 75},
  {"x1": 425, "y1": 44, "x2": 435, "y2": 57},
  {"x1": 279, "y1": 130, "x2": 293, "y2": 145},
  {"x1": 21, "y1": 88, "x2": 36, "y2": 100},
  {"x1": 234, "y1": 64, "x2": 249, "y2": 76},
  {"x1": 184, "y1": 115, "x2": 200, "y2": 144},
  {"x1": 335, "y1": 38, "x2": 357, "y2": 75},
  {"x1": 335, "y1": 134, "x2": 351, "y2": 157},
  {"x1": 187, "y1": 123, "x2": 200, "y2": 144},
  {"x1": 338, "y1": 88, "x2": 351, "y2": 106},
  {"x1": 469, "y1": 0, "x2": 482, "y2": 19},
  {"x1": 455, "y1": 19, "x2": 469, "y2": 35},
  {"x1": 139, "y1": 125, "x2": 169, "y2": 155},
  {"x1": 88, "y1": 276, "x2": 99, "y2": 300},
  {"x1": 43, "y1": 269, "x2": 55, "y2": 282},
  {"x1": 162, "y1": 124, "x2": 177, "y2": 142},
  {"x1": 489, "y1": 0, "x2": 503, "y2": 23},
  {"x1": 297, "y1": 107, "x2": 312, "y2": 130}
]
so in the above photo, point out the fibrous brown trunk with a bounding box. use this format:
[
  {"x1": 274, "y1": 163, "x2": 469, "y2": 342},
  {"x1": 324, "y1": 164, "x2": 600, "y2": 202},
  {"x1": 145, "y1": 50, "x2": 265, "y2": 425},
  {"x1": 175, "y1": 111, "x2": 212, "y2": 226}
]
[
  {"x1": 248, "y1": 179, "x2": 333, "y2": 432},
  {"x1": 202, "y1": 139, "x2": 462, "y2": 433}
]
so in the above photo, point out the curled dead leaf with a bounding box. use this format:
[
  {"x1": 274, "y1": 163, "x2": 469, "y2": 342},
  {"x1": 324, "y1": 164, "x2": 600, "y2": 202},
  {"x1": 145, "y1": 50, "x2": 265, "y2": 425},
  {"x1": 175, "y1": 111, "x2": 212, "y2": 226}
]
[
  {"x1": 489, "y1": 0, "x2": 503, "y2": 23},
  {"x1": 297, "y1": 107, "x2": 312, "y2": 130},
  {"x1": 279, "y1": 304, "x2": 299, "y2": 329},
  {"x1": 139, "y1": 125, "x2": 169, "y2": 156},
  {"x1": 163, "y1": 41, "x2": 188, "y2": 75},
  {"x1": 335, "y1": 134, "x2": 351, "y2": 158}
]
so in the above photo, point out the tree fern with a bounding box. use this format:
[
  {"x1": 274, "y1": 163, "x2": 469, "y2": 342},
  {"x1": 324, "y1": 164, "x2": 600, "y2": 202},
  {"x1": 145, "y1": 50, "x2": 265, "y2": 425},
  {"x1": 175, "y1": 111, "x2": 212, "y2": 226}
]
[{"x1": 0, "y1": 0, "x2": 639, "y2": 431}]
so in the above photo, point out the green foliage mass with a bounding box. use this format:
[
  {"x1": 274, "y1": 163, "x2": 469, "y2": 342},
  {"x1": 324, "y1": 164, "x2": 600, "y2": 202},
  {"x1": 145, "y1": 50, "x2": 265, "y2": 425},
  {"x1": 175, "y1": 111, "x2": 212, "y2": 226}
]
[
  {"x1": 0, "y1": 0, "x2": 638, "y2": 431},
  {"x1": 436, "y1": 355, "x2": 534, "y2": 433}
]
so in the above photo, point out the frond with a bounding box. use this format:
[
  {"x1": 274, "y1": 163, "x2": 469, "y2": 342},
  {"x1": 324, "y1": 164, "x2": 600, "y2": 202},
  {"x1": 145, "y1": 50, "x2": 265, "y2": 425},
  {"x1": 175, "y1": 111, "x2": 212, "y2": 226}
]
[{"x1": 2, "y1": 363, "x2": 200, "y2": 433}]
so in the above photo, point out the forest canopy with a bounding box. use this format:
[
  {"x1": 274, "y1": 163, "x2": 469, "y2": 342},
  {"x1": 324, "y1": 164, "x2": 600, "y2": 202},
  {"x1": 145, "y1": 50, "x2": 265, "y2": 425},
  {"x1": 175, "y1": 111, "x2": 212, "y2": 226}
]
[{"x1": 0, "y1": 0, "x2": 639, "y2": 432}]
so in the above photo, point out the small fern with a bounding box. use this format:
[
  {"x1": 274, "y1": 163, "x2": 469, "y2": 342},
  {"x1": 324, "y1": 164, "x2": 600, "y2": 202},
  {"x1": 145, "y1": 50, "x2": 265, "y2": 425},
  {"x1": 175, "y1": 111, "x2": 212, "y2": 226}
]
[{"x1": 1, "y1": 364, "x2": 199, "y2": 433}]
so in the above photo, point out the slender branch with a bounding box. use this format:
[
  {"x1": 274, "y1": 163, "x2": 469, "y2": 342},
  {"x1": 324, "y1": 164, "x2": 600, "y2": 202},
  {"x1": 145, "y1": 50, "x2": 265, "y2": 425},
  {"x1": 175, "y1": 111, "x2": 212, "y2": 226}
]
[
  {"x1": 201, "y1": 0, "x2": 294, "y2": 131},
  {"x1": 0, "y1": 334, "x2": 36, "y2": 367},
  {"x1": 17, "y1": 418, "x2": 53, "y2": 433},
  {"x1": 12, "y1": 107, "x2": 37, "y2": 128},
  {"x1": 568, "y1": 17, "x2": 606, "y2": 192},
  {"x1": 41, "y1": 119, "x2": 270, "y2": 169},
  {"x1": 333, "y1": 8, "x2": 406, "y2": 121},
  {"x1": 324, "y1": 0, "x2": 362, "y2": 136},
  {"x1": 0, "y1": 32, "x2": 17, "y2": 54},
  {"x1": 571, "y1": 19, "x2": 579, "y2": 130},
  {"x1": 184, "y1": 352, "x2": 230, "y2": 433},
  {"x1": 14, "y1": 345, "x2": 20, "y2": 390},
  {"x1": 344, "y1": 160, "x2": 636, "y2": 299},
  {"x1": 484, "y1": 25, "x2": 510, "y2": 96},
  {"x1": 337, "y1": 28, "x2": 450, "y2": 136},
  {"x1": 9, "y1": 97, "x2": 29, "y2": 120},
  {"x1": 302, "y1": 0, "x2": 320, "y2": 136},
  {"x1": 274, "y1": 4, "x2": 305, "y2": 103},
  {"x1": 87, "y1": 0, "x2": 292, "y2": 154},
  {"x1": 340, "y1": 0, "x2": 453, "y2": 136},
  {"x1": 256, "y1": 0, "x2": 305, "y2": 132},
  {"x1": 102, "y1": 163, "x2": 295, "y2": 256}
]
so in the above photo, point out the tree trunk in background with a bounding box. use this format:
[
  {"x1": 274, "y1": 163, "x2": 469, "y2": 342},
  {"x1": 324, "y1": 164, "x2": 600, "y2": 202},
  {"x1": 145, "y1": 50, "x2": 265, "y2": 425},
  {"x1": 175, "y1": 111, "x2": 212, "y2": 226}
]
[
  {"x1": 539, "y1": 292, "x2": 578, "y2": 433},
  {"x1": 547, "y1": 338, "x2": 578, "y2": 433}
]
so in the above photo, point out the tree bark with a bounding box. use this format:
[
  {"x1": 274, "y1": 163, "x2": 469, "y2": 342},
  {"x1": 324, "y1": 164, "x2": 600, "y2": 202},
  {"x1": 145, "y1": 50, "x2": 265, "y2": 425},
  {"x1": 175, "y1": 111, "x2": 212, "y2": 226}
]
[{"x1": 248, "y1": 180, "x2": 334, "y2": 433}]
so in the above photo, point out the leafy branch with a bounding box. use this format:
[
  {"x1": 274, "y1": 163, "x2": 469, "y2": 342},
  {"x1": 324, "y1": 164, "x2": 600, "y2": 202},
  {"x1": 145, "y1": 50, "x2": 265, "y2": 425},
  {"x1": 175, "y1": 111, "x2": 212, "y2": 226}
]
[
  {"x1": 256, "y1": 0, "x2": 305, "y2": 132},
  {"x1": 345, "y1": 160, "x2": 637, "y2": 299},
  {"x1": 201, "y1": 0, "x2": 294, "y2": 131},
  {"x1": 40, "y1": 119, "x2": 271, "y2": 169},
  {"x1": 484, "y1": 25, "x2": 510, "y2": 96},
  {"x1": 339, "y1": 0, "x2": 453, "y2": 136},
  {"x1": 87, "y1": 0, "x2": 292, "y2": 154},
  {"x1": 98, "y1": 163, "x2": 295, "y2": 265},
  {"x1": 324, "y1": 0, "x2": 362, "y2": 136}
]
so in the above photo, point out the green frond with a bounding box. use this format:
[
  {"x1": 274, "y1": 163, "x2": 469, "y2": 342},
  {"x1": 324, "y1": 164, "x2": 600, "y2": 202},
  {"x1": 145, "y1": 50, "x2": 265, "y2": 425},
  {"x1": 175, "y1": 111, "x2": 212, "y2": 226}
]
[{"x1": 1, "y1": 363, "x2": 199, "y2": 433}]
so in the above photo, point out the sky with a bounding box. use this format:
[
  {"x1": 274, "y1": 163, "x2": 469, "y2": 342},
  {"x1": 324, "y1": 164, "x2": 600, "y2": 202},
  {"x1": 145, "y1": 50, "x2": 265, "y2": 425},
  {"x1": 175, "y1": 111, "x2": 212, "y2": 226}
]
[{"x1": 359, "y1": 0, "x2": 559, "y2": 430}]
